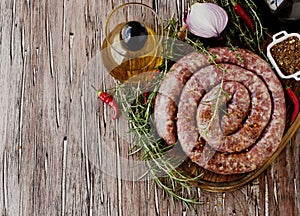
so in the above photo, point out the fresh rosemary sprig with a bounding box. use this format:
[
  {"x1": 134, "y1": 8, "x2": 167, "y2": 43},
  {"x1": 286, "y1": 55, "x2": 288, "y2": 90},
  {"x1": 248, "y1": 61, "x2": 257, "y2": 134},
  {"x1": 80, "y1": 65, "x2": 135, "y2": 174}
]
[{"x1": 114, "y1": 68, "x2": 205, "y2": 205}]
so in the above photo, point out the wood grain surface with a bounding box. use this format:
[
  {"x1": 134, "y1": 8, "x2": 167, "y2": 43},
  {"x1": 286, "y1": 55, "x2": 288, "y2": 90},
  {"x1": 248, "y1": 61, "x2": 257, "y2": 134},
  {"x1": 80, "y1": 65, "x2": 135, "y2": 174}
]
[{"x1": 0, "y1": 0, "x2": 299, "y2": 215}]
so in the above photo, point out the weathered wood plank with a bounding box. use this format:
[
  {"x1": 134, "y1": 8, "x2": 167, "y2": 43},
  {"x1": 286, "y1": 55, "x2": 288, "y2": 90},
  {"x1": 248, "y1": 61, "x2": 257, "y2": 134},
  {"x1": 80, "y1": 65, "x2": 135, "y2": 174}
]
[{"x1": 0, "y1": 0, "x2": 299, "y2": 215}]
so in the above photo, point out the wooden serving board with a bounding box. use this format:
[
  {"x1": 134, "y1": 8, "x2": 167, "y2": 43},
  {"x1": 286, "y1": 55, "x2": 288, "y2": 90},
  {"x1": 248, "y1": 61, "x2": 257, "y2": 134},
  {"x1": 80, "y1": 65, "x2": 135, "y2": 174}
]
[{"x1": 177, "y1": 37, "x2": 300, "y2": 192}]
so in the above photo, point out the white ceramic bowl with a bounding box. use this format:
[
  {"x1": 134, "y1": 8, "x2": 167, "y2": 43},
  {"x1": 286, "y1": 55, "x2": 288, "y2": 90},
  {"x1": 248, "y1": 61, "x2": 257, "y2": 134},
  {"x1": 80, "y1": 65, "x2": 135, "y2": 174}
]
[{"x1": 267, "y1": 31, "x2": 300, "y2": 81}]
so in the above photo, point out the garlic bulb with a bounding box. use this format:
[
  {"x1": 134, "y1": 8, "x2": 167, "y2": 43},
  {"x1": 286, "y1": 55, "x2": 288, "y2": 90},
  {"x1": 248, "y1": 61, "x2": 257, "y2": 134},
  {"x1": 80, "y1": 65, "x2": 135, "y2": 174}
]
[{"x1": 186, "y1": 3, "x2": 228, "y2": 38}]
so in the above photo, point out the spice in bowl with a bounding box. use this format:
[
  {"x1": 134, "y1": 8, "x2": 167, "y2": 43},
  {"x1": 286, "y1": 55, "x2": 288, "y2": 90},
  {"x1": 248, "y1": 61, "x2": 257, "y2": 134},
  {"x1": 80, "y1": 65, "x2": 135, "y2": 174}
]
[{"x1": 270, "y1": 36, "x2": 300, "y2": 76}]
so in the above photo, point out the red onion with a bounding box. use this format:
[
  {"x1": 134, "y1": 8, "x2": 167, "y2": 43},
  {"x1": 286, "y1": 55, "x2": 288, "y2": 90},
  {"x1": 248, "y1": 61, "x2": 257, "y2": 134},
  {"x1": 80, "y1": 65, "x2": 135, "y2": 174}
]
[{"x1": 186, "y1": 3, "x2": 228, "y2": 38}]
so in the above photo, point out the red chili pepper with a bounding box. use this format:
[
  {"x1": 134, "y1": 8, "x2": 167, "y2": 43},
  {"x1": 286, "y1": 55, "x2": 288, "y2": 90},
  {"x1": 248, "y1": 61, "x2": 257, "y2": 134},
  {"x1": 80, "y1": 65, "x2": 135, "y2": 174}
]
[
  {"x1": 93, "y1": 86, "x2": 119, "y2": 120},
  {"x1": 286, "y1": 86, "x2": 299, "y2": 123},
  {"x1": 143, "y1": 69, "x2": 160, "y2": 104},
  {"x1": 231, "y1": 1, "x2": 255, "y2": 32},
  {"x1": 143, "y1": 92, "x2": 149, "y2": 105}
]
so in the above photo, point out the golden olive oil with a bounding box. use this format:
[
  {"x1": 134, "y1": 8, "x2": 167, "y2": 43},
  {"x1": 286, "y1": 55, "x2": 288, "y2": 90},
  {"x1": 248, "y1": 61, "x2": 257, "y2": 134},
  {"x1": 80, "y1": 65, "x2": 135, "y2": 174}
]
[{"x1": 102, "y1": 22, "x2": 163, "y2": 83}]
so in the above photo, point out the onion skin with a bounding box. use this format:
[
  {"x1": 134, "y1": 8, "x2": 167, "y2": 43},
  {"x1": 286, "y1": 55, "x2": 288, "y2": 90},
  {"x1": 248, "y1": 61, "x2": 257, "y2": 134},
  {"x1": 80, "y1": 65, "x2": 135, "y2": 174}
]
[{"x1": 186, "y1": 3, "x2": 228, "y2": 38}]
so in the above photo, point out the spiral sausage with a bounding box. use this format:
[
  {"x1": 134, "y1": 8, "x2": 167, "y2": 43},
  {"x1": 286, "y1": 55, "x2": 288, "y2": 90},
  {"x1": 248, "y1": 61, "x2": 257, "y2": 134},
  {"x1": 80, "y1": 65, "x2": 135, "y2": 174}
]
[{"x1": 154, "y1": 47, "x2": 286, "y2": 174}]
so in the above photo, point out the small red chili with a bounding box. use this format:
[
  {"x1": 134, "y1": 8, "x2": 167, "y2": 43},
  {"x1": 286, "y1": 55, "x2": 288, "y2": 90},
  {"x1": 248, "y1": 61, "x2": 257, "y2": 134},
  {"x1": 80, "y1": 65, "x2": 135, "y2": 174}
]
[
  {"x1": 231, "y1": 1, "x2": 255, "y2": 32},
  {"x1": 286, "y1": 86, "x2": 299, "y2": 123},
  {"x1": 93, "y1": 86, "x2": 119, "y2": 120},
  {"x1": 143, "y1": 69, "x2": 160, "y2": 104},
  {"x1": 143, "y1": 92, "x2": 149, "y2": 105}
]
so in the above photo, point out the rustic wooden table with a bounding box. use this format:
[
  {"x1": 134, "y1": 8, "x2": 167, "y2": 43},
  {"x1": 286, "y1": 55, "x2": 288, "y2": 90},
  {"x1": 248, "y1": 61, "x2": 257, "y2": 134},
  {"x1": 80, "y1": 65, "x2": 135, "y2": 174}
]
[{"x1": 0, "y1": 0, "x2": 299, "y2": 215}]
